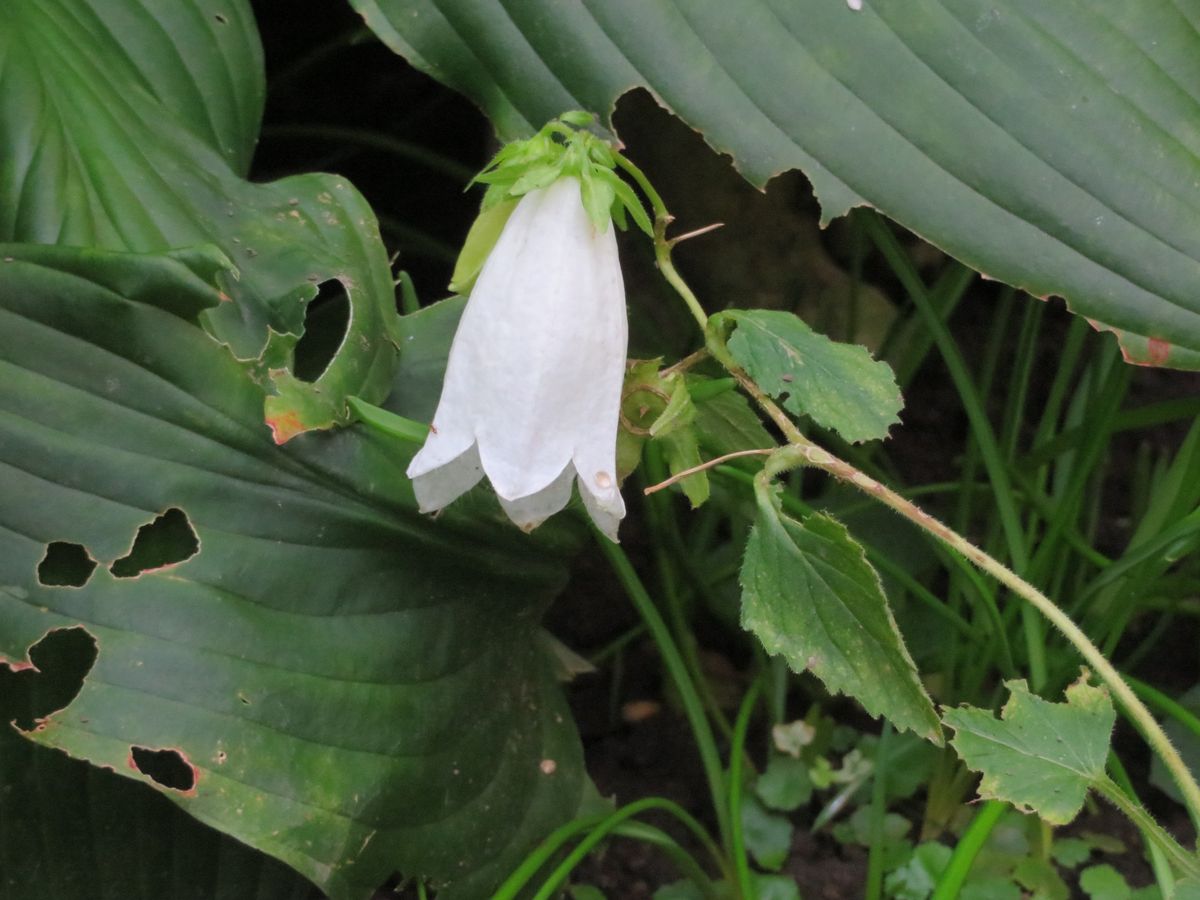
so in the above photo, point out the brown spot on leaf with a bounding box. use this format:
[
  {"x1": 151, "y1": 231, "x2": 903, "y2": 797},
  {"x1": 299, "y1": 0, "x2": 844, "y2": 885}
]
[{"x1": 266, "y1": 409, "x2": 306, "y2": 444}]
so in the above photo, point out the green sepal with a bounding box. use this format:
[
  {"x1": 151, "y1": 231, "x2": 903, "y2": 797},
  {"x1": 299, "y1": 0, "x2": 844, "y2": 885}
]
[
  {"x1": 661, "y1": 428, "x2": 709, "y2": 509},
  {"x1": 448, "y1": 198, "x2": 519, "y2": 294},
  {"x1": 649, "y1": 376, "x2": 697, "y2": 438}
]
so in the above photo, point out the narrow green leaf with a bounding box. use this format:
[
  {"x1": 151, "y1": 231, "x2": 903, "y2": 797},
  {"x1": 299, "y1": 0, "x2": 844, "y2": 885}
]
[
  {"x1": 943, "y1": 674, "x2": 1116, "y2": 825},
  {"x1": 739, "y1": 483, "x2": 941, "y2": 742},
  {"x1": 660, "y1": 429, "x2": 709, "y2": 509},
  {"x1": 716, "y1": 309, "x2": 901, "y2": 443}
]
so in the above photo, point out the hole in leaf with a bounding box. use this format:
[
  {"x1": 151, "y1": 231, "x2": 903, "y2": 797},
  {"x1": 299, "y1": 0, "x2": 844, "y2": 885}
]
[
  {"x1": 292, "y1": 278, "x2": 350, "y2": 382},
  {"x1": 110, "y1": 508, "x2": 199, "y2": 578},
  {"x1": 129, "y1": 746, "x2": 195, "y2": 792},
  {"x1": 37, "y1": 541, "x2": 97, "y2": 587},
  {"x1": 0, "y1": 627, "x2": 98, "y2": 730}
]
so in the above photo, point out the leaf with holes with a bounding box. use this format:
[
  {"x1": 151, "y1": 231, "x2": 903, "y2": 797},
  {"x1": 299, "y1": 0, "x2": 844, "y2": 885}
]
[
  {"x1": 740, "y1": 481, "x2": 941, "y2": 742},
  {"x1": 0, "y1": 0, "x2": 402, "y2": 439},
  {"x1": 714, "y1": 309, "x2": 901, "y2": 443},
  {"x1": 352, "y1": 0, "x2": 1200, "y2": 369},
  {"x1": 0, "y1": 629, "x2": 319, "y2": 899},
  {"x1": 0, "y1": 246, "x2": 586, "y2": 900},
  {"x1": 943, "y1": 673, "x2": 1116, "y2": 825}
]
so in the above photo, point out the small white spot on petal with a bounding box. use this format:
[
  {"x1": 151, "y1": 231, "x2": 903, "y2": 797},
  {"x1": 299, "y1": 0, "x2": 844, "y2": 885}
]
[{"x1": 594, "y1": 471, "x2": 613, "y2": 489}]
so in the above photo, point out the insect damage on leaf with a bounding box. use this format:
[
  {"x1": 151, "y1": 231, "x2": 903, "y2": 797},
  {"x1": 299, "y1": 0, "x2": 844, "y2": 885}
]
[
  {"x1": 129, "y1": 745, "x2": 199, "y2": 794},
  {"x1": 110, "y1": 508, "x2": 200, "y2": 578}
]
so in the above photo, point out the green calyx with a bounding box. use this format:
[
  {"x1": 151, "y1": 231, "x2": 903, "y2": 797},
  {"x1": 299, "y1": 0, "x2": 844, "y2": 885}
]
[{"x1": 471, "y1": 112, "x2": 653, "y2": 236}]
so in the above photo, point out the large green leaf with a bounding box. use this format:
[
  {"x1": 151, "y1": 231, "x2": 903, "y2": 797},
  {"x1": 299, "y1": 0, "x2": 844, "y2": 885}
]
[
  {"x1": 0, "y1": 247, "x2": 586, "y2": 900},
  {"x1": 0, "y1": 0, "x2": 402, "y2": 437},
  {"x1": 352, "y1": 0, "x2": 1200, "y2": 369},
  {"x1": 739, "y1": 482, "x2": 941, "y2": 742},
  {"x1": 1, "y1": 630, "x2": 319, "y2": 900}
]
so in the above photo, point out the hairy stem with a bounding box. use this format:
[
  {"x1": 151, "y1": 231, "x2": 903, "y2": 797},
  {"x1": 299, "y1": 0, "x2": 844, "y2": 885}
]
[{"x1": 643, "y1": 202, "x2": 1200, "y2": 836}]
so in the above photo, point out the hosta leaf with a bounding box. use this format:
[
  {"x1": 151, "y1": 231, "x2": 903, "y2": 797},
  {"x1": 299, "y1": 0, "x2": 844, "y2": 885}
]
[
  {"x1": 943, "y1": 674, "x2": 1115, "y2": 825},
  {"x1": 0, "y1": 0, "x2": 402, "y2": 438},
  {"x1": 739, "y1": 482, "x2": 941, "y2": 742},
  {"x1": 0, "y1": 639, "x2": 319, "y2": 900},
  {"x1": 352, "y1": 0, "x2": 1200, "y2": 368},
  {"x1": 0, "y1": 247, "x2": 585, "y2": 900},
  {"x1": 715, "y1": 309, "x2": 901, "y2": 443}
]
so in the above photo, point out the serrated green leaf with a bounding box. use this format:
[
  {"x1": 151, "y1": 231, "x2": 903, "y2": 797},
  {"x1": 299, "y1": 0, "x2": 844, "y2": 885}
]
[
  {"x1": 0, "y1": 248, "x2": 585, "y2": 900},
  {"x1": 1, "y1": 0, "x2": 402, "y2": 441},
  {"x1": 943, "y1": 675, "x2": 1116, "y2": 825},
  {"x1": 351, "y1": 0, "x2": 1200, "y2": 369},
  {"x1": 717, "y1": 309, "x2": 901, "y2": 443},
  {"x1": 740, "y1": 484, "x2": 941, "y2": 742}
]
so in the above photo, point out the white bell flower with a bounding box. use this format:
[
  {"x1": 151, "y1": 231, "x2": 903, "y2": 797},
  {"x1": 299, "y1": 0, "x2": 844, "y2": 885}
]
[{"x1": 406, "y1": 176, "x2": 628, "y2": 540}]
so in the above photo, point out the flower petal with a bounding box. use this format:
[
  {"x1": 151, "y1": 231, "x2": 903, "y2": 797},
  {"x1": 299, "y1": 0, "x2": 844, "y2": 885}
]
[
  {"x1": 409, "y1": 176, "x2": 629, "y2": 537},
  {"x1": 497, "y1": 464, "x2": 575, "y2": 533},
  {"x1": 408, "y1": 443, "x2": 484, "y2": 514}
]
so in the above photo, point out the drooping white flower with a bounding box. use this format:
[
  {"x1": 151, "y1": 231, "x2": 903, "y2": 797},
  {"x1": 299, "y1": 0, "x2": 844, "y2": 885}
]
[{"x1": 406, "y1": 176, "x2": 628, "y2": 539}]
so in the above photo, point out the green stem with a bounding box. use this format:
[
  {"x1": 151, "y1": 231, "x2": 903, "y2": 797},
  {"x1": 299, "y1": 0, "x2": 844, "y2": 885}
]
[
  {"x1": 865, "y1": 723, "x2": 893, "y2": 900},
  {"x1": 597, "y1": 535, "x2": 734, "y2": 854},
  {"x1": 1094, "y1": 777, "x2": 1200, "y2": 879},
  {"x1": 729, "y1": 679, "x2": 763, "y2": 900},
  {"x1": 644, "y1": 186, "x2": 1200, "y2": 843},
  {"x1": 492, "y1": 797, "x2": 725, "y2": 900},
  {"x1": 930, "y1": 800, "x2": 1007, "y2": 900},
  {"x1": 1109, "y1": 753, "x2": 1177, "y2": 899}
]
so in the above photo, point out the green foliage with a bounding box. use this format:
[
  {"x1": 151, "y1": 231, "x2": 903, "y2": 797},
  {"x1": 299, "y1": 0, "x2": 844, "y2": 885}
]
[
  {"x1": 885, "y1": 842, "x2": 953, "y2": 900},
  {"x1": 715, "y1": 309, "x2": 902, "y2": 443},
  {"x1": 0, "y1": 242, "x2": 585, "y2": 899},
  {"x1": 353, "y1": 0, "x2": 1200, "y2": 368},
  {"x1": 740, "y1": 482, "x2": 941, "y2": 742},
  {"x1": 1079, "y1": 864, "x2": 1132, "y2": 900},
  {"x1": 0, "y1": 0, "x2": 402, "y2": 441},
  {"x1": 943, "y1": 674, "x2": 1115, "y2": 825},
  {"x1": 755, "y1": 754, "x2": 814, "y2": 812},
  {"x1": 739, "y1": 795, "x2": 793, "y2": 871}
]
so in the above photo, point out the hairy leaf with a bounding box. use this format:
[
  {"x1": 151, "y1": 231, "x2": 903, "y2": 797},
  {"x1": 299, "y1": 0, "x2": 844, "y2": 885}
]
[
  {"x1": 353, "y1": 0, "x2": 1200, "y2": 368},
  {"x1": 716, "y1": 309, "x2": 902, "y2": 443},
  {"x1": 740, "y1": 483, "x2": 941, "y2": 742},
  {"x1": 943, "y1": 674, "x2": 1115, "y2": 825}
]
